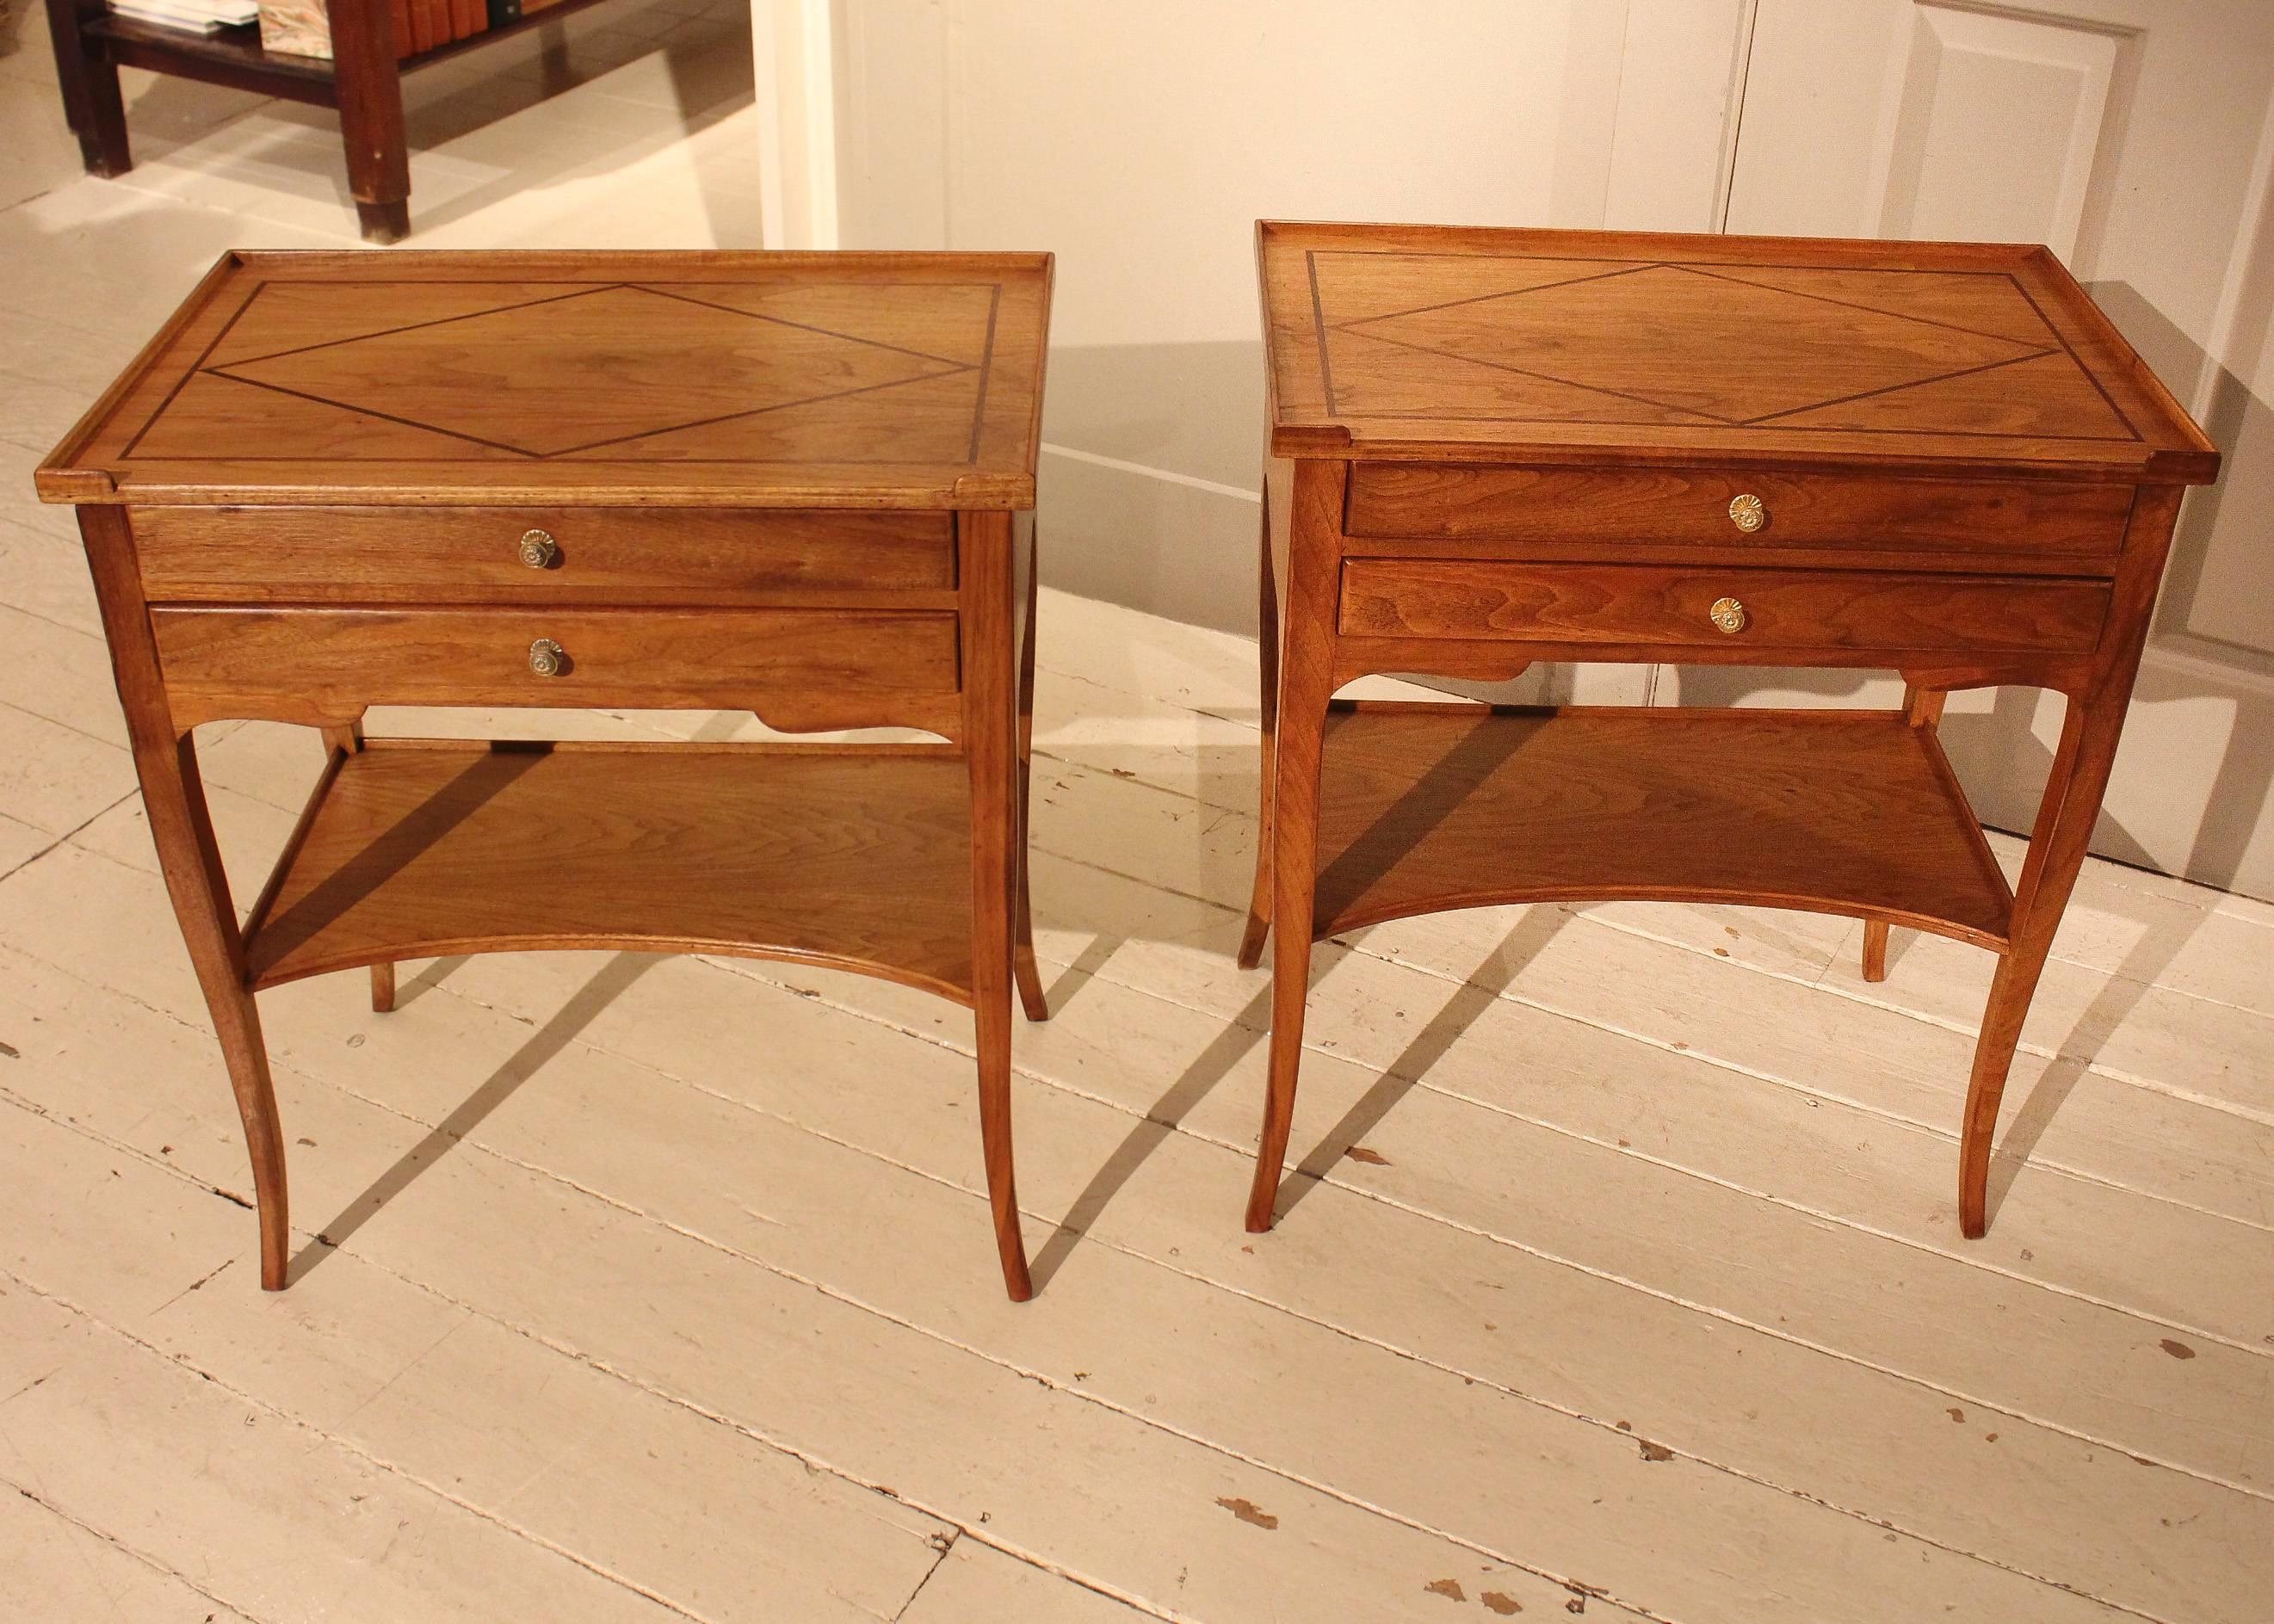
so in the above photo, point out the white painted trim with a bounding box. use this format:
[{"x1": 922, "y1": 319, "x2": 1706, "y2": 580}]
[
  {"x1": 2141, "y1": 634, "x2": 2274, "y2": 698},
  {"x1": 1038, "y1": 444, "x2": 1261, "y2": 505},
  {"x1": 749, "y1": 0, "x2": 843, "y2": 249},
  {"x1": 1711, "y1": 0, "x2": 1761, "y2": 232},
  {"x1": 2193, "y1": 85, "x2": 2274, "y2": 419}
]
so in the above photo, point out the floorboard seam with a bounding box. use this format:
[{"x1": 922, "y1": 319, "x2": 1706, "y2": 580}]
[
  {"x1": 1344, "y1": 936, "x2": 2274, "y2": 1225},
  {"x1": 0, "y1": 942, "x2": 2240, "y2": 1621},
  {"x1": 2, "y1": 1469, "x2": 275, "y2": 1624},
  {"x1": 0, "y1": 1265, "x2": 732, "y2": 1624},
  {"x1": 0, "y1": 783, "x2": 139, "y2": 889},
  {"x1": 44, "y1": 1044, "x2": 1678, "y2": 1624},
  {"x1": 399, "y1": 978, "x2": 2222, "y2": 1612},
  {"x1": 887, "y1": 1528, "x2": 957, "y2": 1622},
  {"x1": 647, "y1": 960, "x2": 2274, "y2": 1477},
  {"x1": 692, "y1": 946, "x2": 2274, "y2": 1362}
]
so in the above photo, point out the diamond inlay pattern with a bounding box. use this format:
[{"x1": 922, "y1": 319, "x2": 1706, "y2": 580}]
[
  {"x1": 188, "y1": 282, "x2": 981, "y2": 459},
  {"x1": 1307, "y1": 252, "x2": 2138, "y2": 442}
]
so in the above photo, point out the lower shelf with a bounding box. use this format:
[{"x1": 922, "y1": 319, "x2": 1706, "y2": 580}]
[
  {"x1": 1313, "y1": 704, "x2": 2014, "y2": 948},
  {"x1": 243, "y1": 740, "x2": 975, "y2": 1002}
]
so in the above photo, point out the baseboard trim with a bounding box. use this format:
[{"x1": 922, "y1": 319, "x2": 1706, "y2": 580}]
[{"x1": 1040, "y1": 442, "x2": 1261, "y2": 504}]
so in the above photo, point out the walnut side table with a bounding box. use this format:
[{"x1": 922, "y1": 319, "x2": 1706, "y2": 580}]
[
  {"x1": 1241, "y1": 222, "x2": 2218, "y2": 1238},
  {"x1": 37, "y1": 250, "x2": 1054, "y2": 1300}
]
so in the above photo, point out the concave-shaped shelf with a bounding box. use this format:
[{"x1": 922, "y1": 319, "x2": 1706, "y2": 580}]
[
  {"x1": 1313, "y1": 704, "x2": 2013, "y2": 948},
  {"x1": 243, "y1": 740, "x2": 973, "y2": 1001}
]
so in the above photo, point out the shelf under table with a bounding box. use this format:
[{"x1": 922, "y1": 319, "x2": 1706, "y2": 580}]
[
  {"x1": 1313, "y1": 704, "x2": 2014, "y2": 948},
  {"x1": 242, "y1": 739, "x2": 974, "y2": 1002}
]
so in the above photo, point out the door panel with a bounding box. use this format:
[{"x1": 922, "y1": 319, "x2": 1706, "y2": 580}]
[{"x1": 1715, "y1": 0, "x2": 2274, "y2": 898}]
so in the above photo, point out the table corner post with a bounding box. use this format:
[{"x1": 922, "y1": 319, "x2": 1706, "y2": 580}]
[
  {"x1": 1958, "y1": 482, "x2": 2184, "y2": 1236},
  {"x1": 76, "y1": 504, "x2": 293, "y2": 1289},
  {"x1": 1245, "y1": 456, "x2": 1345, "y2": 1233},
  {"x1": 959, "y1": 508, "x2": 1034, "y2": 1300}
]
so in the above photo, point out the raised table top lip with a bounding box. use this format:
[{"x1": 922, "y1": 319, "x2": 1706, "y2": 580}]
[
  {"x1": 1256, "y1": 220, "x2": 2219, "y2": 485},
  {"x1": 37, "y1": 248, "x2": 1055, "y2": 509}
]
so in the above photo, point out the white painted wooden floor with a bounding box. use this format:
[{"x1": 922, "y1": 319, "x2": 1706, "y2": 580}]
[{"x1": 3, "y1": 13, "x2": 2274, "y2": 1622}]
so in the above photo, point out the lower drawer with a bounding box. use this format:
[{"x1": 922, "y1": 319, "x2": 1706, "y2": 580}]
[
  {"x1": 151, "y1": 606, "x2": 959, "y2": 726},
  {"x1": 1338, "y1": 559, "x2": 2110, "y2": 655}
]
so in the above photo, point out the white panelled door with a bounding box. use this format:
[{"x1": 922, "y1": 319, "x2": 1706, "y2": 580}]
[{"x1": 1714, "y1": 0, "x2": 2274, "y2": 898}]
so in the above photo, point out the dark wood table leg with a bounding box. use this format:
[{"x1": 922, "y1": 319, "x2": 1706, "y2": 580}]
[
  {"x1": 1956, "y1": 486, "x2": 2181, "y2": 1236},
  {"x1": 44, "y1": 0, "x2": 132, "y2": 176},
  {"x1": 962, "y1": 510, "x2": 1034, "y2": 1300},
  {"x1": 318, "y1": 716, "x2": 395, "y2": 1011},
  {"x1": 1861, "y1": 684, "x2": 1950, "y2": 982},
  {"x1": 1237, "y1": 480, "x2": 1279, "y2": 971},
  {"x1": 81, "y1": 509, "x2": 291, "y2": 1288},
  {"x1": 1012, "y1": 518, "x2": 1047, "y2": 1022},
  {"x1": 1245, "y1": 460, "x2": 1344, "y2": 1232},
  {"x1": 331, "y1": 0, "x2": 411, "y2": 244}
]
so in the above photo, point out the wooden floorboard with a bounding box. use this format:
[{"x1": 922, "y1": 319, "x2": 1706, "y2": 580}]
[{"x1": 2, "y1": 528, "x2": 2270, "y2": 1620}]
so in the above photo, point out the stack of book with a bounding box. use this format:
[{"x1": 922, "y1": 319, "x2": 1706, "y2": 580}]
[
  {"x1": 394, "y1": 0, "x2": 496, "y2": 54},
  {"x1": 254, "y1": 0, "x2": 561, "y2": 60},
  {"x1": 111, "y1": 0, "x2": 260, "y2": 34}
]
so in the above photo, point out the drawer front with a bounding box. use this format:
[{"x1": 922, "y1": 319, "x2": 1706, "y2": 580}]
[
  {"x1": 1344, "y1": 465, "x2": 2132, "y2": 562},
  {"x1": 1338, "y1": 559, "x2": 2110, "y2": 655},
  {"x1": 151, "y1": 606, "x2": 959, "y2": 723},
  {"x1": 133, "y1": 507, "x2": 955, "y2": 601}
]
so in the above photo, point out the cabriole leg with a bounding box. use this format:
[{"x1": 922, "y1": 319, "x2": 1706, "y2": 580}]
[
  {"x1": 80, "y1": 508, "x2": 290, "y2": 1288},
  {"x1": 962, "y1": 511, "x2": 1034, "y2": 1300},
  {"x1": 1238, "y1": 485, "x2": 1279, "y2": 971},
  {"x1": 1012, "y1": 521, "x2": 1047, "y2": 1022}
]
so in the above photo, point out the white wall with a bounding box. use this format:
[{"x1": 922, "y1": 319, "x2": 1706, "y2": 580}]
[
  {"x1": 768, "y1": 0, "x2": 2274, "y2": 899},
  {"x1": 823, "y1": 0, "x2": 1746, "y2": 627}
]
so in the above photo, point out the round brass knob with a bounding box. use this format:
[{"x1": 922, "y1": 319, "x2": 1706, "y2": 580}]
[
  {"x1": 1709, "y1": 596, "x2": 1748, "y2": 635},
  {"x1": 1728, "y1": 493, "x2": 1767, "y2": 533},
  {"x1": 528, "y1": 637, "x2": 566, "y2": 676},
  {"x1": 518, "y1": 528, "x2": 559, "y2": 569}
]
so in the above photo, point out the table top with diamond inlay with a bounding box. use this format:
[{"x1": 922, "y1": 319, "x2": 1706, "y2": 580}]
[
  {"x1": 1258, "y1": 222, "x2": 2216, "y2": 484},
  {"x1": 38, "y1": 250, "x2": 1054, "y2": 508}
]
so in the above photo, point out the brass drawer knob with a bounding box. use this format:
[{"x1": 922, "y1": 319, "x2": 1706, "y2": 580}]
[
  {"x1": 1728, "y1": 493, "x2": 1767, "y2": 533},
  {"x1": 528, "y1": 637, "x2": 566, "y2": 676},
  {"x1": 518, "y1": 528, "x2": 559, "y2": 569},
  {"x1": 1709, "y1": 596, "x2": 1748, "y2": 634}
]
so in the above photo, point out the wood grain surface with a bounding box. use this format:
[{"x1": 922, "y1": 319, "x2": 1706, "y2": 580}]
[
  {"x1": 37, "y1": 250, "x2": 1054, "y2": 509},
  {"x1": 1308, "y1": 703, "x2": 2014, "y2": 948},
  {"x1": 133, "y1": 505, "x2": 957, "y2": 601},
  {"x1": 149, "y1": 604, "x2": 962, "y2": 730},
  {"x1": 1344, "y1": 463, "x2": 2132, "y2": 561},
  {"x1": 1259, "y1": 221, "x2": 2220, "y2": 482},
  {"x1": 241, "y1": 740, "x2": 976, "y2": 1000},
  {"x1": 1245, "y1": 221, "x2": 2217, "y2": 1246},
  {"x1": 1337, "y1": 559, "x2": 2111, "y2": 654}
]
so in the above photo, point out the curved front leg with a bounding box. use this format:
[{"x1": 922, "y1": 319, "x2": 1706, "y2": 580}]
[
  {"x1": 1239, "y1": 482, "x2": 1279, "y2": 970},
  {"x1": 1956, "y1": 486, "x2": 2179, "y2": 1235},
  {"x1": 961, "y1": 510, "x2": 1035, "y2": 1300},
  {"x1": 1245, "y1": 461, "x2": 1344, "y2": 1232},
  {"x1": 1958, "y1": 685, "x2": 2124, "y2": 1235},
  {"x1": 1013, "y1": 519, "x2": 1047, "y2": 1022},
  {"x1": 81, "y1": 508, "x2": 290, "y2": 1287}
]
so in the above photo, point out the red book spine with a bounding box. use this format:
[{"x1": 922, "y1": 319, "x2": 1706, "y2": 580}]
[{"x1": 389, "y1": 0, "x2": 412, "y2": 57}]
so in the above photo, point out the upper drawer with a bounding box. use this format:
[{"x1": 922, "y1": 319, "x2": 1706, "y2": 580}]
[
  {"x1": 1344, "y1": 465, "x2": 2132, "y2": 564},
  {"x1": 132, "y1": 507, "x2": 955, "y2": 602}
]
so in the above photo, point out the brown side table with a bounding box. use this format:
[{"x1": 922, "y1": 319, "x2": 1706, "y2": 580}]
[
  {"x1": 41, "y1": 0, "x2": 627, "y2": 242},
  {"x1": 37, "y1": 249, "x2": 1055, "y2": 1300},
  {"x1": 1242, "y1": 221, "x2": 2218, "y2": 1239}
]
